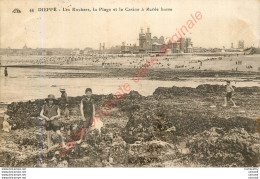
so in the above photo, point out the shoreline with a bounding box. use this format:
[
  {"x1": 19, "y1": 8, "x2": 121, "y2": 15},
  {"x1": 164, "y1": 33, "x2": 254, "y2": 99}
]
[
  {"x1": 1, "y1": 79, "x2": 260, "y2": 104},
  {"x1": 1, "y1": 63, "x2": 259, "y2": 103},
  {"x1": 1, "y1": 65, "x2": 259, "y2": 78},
  {"x1": 2, "y1": 84, "x2": 260, "y2": 116}
]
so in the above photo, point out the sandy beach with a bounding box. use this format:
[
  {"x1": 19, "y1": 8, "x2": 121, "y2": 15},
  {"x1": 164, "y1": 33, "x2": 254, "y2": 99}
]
[{"x1": 0, "y1": 54, "x2": 259, "y2": 102}]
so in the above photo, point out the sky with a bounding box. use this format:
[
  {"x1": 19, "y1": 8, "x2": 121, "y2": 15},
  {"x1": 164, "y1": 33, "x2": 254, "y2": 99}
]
[{"x1": 0, "y1": 0, "x2": 259, "y2": 49}]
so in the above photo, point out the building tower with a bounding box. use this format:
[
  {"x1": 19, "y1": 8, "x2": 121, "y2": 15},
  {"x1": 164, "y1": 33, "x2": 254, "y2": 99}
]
[
  {"x1": 238, "y1": 40, "x2": 244, "y2": 49},
  {"x1": 146, "y1": 27, "x2": 151, "y2": 40},
  {"x1": 159, "y1": 36, "x2": 165, "y2": 44},
  {"x1": 145, "y1": 27, "x2": 152, "y2": 51},
  {"x1": 139, "y1": 27, "x2": 146, "y2": 49},
  {"x1": 186, "y1": 38, "x2": 192, "y2": 53},
  {"x1": 179, "y1": 38, "x2": 186, "y2": 52},
  {"x1": 186, "y1": 38, "x2": 191, "y2": 47}
]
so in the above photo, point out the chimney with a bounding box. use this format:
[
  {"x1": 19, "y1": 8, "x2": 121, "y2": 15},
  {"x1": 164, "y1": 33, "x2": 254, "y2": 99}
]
[
  {"x1": 141, "y1": 27, "x2": 143, "y2": 34},
  {"x1": 147, "y1": 27, "x2": 150, "y2": 33}
]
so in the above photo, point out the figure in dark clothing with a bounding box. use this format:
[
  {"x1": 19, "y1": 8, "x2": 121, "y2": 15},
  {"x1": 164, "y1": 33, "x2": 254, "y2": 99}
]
[
  {"x1": 78, "y1": 88, "x2": 95, "y2": 144},
  {"x1": 80, "y1": 88, "x2": 95, "y2": 128},
  {"x1": 4, "y1": 67, "x2": 8, "y2": 77},
  {"x1": 40, "y1": 94, "x2": 64, "y2": 151},
  {"x1": 59, "y1": 89, "x2": 69, "y2": 119}
]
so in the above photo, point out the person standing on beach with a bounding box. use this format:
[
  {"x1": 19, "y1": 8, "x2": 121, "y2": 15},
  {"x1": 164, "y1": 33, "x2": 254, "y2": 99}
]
[
  {"x1": 59, "y1": 89, "x2": 69, "y2": 119},
  {"x1": 4, "y1": 67, "x2": 8, "y2": 77},
  {"x1": 223, "y1": 81, "x2": 237, "y2": 107},
  {"x1": 40, "y1": 94, "x2": 65, "y2": 151}
]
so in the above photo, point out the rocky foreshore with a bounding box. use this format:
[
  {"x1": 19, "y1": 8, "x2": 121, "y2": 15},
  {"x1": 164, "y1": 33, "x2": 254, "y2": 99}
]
[{"x1": 0, "y1": 84, "x2": 259, "y2": 167}]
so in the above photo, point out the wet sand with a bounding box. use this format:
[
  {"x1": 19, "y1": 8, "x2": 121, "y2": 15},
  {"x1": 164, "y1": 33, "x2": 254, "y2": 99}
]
[
  {"x1": 1, "y1": 64, "x2": 259, "y2": 103},
  {"x1": 1, "y1": 64, "x2": 259, "y2": 79}
]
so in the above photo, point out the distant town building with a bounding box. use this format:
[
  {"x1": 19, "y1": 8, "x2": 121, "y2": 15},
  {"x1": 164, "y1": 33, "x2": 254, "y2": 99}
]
[
  {"x1": 139, "y1": 27, "x2": 164, "y2": 53},
  {"x1": 71, "y1": 48, "x2": 80, "y2": 55},
  {"x1": 139, "y1": 28, "x2": 193, "y2": 53},
  {"x1": 83, "y1": 47, "x2": 93, "y2": 55},
  {"x1": 221, "y1": 46, "x2": 226, "y2": 53},
  {"x1": 121, "y1": 42, "x2": 139, "y2": 54},
  {"x1": 109, "y1": 45, "x2": 121, "y2": 54},
  {"x1": 170, "y1": 38, "x2": 193, "y2": 53},
  {"x1": 23, "y1": 44, "x2": 28, "y2": 50},
  {"x1": 120, "y1": 27, "x2": 193, "y2": 54},
  {"x1": 238, "y1": 40, "x2": 244, "y2": 49},
  {"x1": 152, "y1": 42, "x2": 163, "y2": 52}
]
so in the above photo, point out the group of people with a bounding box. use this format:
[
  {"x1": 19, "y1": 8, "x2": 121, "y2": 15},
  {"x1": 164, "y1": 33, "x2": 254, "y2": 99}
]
[
  {"x1": 40, "y1": 88, "x2": 95, "y2": 151},
  {"x1": 39, "y1": 80, "x2": 238, "y2": 151}
]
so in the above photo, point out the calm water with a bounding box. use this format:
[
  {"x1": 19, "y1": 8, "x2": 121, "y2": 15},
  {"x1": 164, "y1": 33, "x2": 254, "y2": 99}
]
[{"x1": 0, "y1": 67, "x2": 259, "y2": 103}]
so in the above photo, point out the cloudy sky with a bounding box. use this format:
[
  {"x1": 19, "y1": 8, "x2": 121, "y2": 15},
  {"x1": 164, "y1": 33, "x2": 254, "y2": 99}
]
[{"x1": 0, "y1": 0, "x2": 259, "y2": 49}]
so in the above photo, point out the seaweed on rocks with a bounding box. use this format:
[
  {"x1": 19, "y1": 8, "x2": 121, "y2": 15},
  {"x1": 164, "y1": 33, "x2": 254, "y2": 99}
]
[
  {"x1": 1, "y1": 84, "x2": 260, "y2": 167},
  {"x1": 186, "y1": 127, "x2": 260, "y2": 167},
  {"x1": 122, "y1": 105, "x2": 176, "y2": 144},
  {"x1": 127, "y1": 140, "x2": 177, "y2": 167}
]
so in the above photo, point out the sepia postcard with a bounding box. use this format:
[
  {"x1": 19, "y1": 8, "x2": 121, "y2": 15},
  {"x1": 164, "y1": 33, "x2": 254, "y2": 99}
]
[{"x1": 0, "y1": 0, "x2": 259, "y2": 168}]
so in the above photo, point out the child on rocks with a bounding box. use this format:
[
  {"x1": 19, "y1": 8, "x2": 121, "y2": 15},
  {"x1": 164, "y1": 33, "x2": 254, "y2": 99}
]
[
  {"x1": 77, "y1": 88, "x2": 96, "y2": 145},
  {"x1": 223, "y1": 81, "x2": 237, "y2": 107},
  {"x1": 40, "y1": 94, "x2": 65, "y2": 151},
  {"x1": 2, "y1": 113, "x2": 11, "y2": 132},
  {"x1": 80, "y1": 88, "x2": 95, "y2": 128}
]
